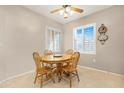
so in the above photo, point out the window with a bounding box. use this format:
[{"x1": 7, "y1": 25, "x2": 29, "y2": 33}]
[
  {"x1": 73, "y1": 23, "x2": 96, "y2": 54},
  {"x1": 46, "y1": 27, "x2": 61, "y2": 52}
]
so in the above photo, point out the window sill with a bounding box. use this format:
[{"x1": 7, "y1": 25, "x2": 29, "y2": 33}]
[
  {"x1": 79, "y1": 52, "x2": 96, "y2": 55},
  {"x1": 53, "y1": 50, "x2": 63, "y2": 53}
]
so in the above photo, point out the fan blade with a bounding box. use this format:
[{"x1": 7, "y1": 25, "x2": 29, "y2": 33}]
[
  {"x1": 50, "y1": 8, "x2": 63, "y2": 13},
  {"x1": 71, "y1": 7, "x2": 83, "y2": 13}
]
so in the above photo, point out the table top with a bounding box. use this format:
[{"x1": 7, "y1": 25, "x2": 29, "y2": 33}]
[{"x1": 42, "y1": 55, "x2": 71, "y2": 64}]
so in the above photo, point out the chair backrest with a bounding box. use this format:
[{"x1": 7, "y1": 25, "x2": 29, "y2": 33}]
[
  {"x1": 33, "y1": 52, "x2": 42, "y2": 70},
  {"x1": 64, "y1": 49, "x2": 74, "y2": 55},
  {"x1": 44, "y1": 50, "x2": 53, "y2": 56},
  {"x1": 71, "y1": 52, "x2": 80, "y2": 68}
]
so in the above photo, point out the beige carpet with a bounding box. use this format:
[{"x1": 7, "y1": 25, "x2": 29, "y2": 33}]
[{"x1": 0, "y1": 66, "x2": 124, "y2": 88}]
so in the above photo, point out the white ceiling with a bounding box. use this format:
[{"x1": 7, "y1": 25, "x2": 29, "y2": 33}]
[{"x1": 24, "y1": 5, "x2": 112, "y2": 24}]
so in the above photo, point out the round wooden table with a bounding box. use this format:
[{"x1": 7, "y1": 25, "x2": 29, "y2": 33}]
[
  {"x1": 42, "y1": 55, "x2": 71, "y2": 63},
  {"x1": 42, "y1": 55, "x2": 71, "y2": 82}
]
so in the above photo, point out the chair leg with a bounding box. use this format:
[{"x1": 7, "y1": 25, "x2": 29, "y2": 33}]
[
  {"x1": 46, "y1": 73, "x2": 49, "y2": 80},
  {"x1": 69, "y1": 73, "x2": 72, "y2": 88},
  {"x1": 40, "y1": 75, "x2": 43, "y2": 88},
  {"x1": 51, "y1": 64, "x2": 55, "y2": 83},
  {"x1": 34, "y1": 73, "x2": 38, "y2": 84},
  {"x1": 58, "y1": 71, "x2": 61, "y2": 82},
  {"x1": 75, "y1": 70, "x2": 80, "y2": 82},
  {"x1": 51, "y1": 72, "x2": 55, "y2": 83}
]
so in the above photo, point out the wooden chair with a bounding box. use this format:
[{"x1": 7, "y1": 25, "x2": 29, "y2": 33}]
[
  {"x1": 62, "y1": 52, "x2": 80, "y2": 88},
  {"x1": 44, "y1": 49, "x2": 57, "y2": 68},
  {"x1": 33, "y1": 52, "x2": 55, "y2": 88},
  {"x1": 63, "y1": 49, "x2": 75, "y2": 67},
  {"x1": 44, "y1": 50, "x2": 53, "y2": 56}
]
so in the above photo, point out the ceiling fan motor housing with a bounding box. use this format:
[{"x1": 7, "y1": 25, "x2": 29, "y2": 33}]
[{"x1": 62, "y1": 5, "x2": 71, "y2": 8}]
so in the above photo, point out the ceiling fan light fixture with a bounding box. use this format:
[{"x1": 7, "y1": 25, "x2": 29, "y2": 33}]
[
  {"x1": 64, "y1": 12, "x2": 68, "y2": 18},
  {"x1": 59, "y1": 10, "x2": 64, "y2": 15},
  {"x1": 65, "y1": 6, "x2": 71, "y2": 12},
  {"x1": 70, "y1": 10, "x2": 74, "y2": 15}
]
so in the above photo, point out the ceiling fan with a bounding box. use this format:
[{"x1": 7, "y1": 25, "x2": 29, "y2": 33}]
[{"x1": 50, "y1": 5, "x2": 83, "y2": 19}]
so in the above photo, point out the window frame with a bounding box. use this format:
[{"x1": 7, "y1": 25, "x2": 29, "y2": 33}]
[
  {"x1": 45, "y1": 26, "x2": 62, "y2": 53},
  {"x1": 73, "y1": 23, "x2": 96, "y2": 54}
]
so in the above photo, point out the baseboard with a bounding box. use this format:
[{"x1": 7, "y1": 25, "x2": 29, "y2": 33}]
[
  {"x1": 0, "y1": 70, "x2": 34, "y2": 84},
  {"x1": 0, "y1": 65, "x2": 124, "y2": 84},
  {"x1": 78, "y1": 65, "x2": 124, "y2": 77}
]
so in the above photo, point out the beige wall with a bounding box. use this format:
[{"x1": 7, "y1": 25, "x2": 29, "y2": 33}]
[
  {"x1": 0, "y1": 6, "x2": 63, "y2": 81},
  {"x1": 63, "y1": 6, "x2": 124, "y2": 75},
  {"x1": 0, "y1": 5, "x2": 124, "y2": 81}
]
